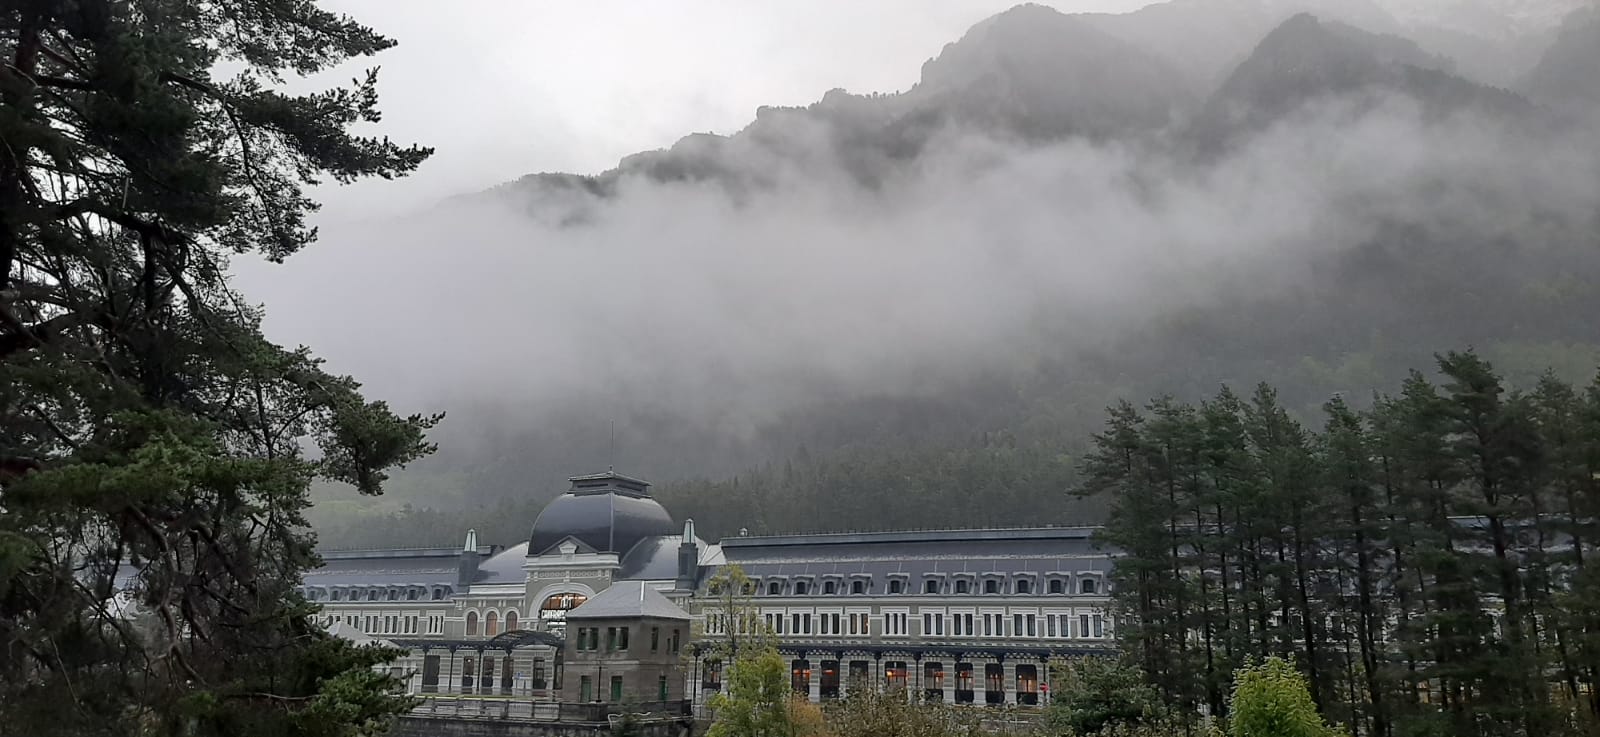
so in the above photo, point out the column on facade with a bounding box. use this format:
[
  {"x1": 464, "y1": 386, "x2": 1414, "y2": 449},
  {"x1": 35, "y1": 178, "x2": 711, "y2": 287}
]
[
  {"x1": 943, "y1": 657, "x2": 956, "y2": 705},
  {"x1": 809, "y1": 662, "x2": 823, "y2": 703},
  {"x1": 1003, "y1": 660, "x2": 1017, "y2": 706}
]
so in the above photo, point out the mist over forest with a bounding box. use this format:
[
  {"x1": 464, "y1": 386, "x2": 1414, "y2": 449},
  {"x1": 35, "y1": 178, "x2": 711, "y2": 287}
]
[{"x1": 284, "y1": 0, "x2": 1600, "y2": 548}]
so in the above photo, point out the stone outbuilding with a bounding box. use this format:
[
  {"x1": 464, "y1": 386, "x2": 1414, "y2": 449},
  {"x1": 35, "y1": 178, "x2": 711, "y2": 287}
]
[{"x1": 558, "y1": 580, "x2": 691, "y2": 706}]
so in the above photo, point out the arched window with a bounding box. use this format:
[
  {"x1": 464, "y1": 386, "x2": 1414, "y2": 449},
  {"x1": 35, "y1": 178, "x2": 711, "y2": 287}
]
[
  {"x1": 506, "y1": 611, "x2": 519, "y2": 632},
  {"x1": 1016, "y1": 579, "x2": 1032, "y2": 594},
  {"x1": 432, "y1": 587, "x2": 444, "y2": 600},
  {"x1": 466, "y1": 611, "x2": 480, "y2": 636},
  {"x1": 823, "y1": 581, "x2": 837, "y2": 595},
  {"x1": 984, "y1": 580, "x2": 999, "y2": 595},
  {"x1": 768, "y1": 581, "x2": 782, "y2": 596},
  {"x1": 1081, "y1": 578, "x2": 1098, "y2": 595},
  {"x1": 1048, "y1": 579, "x2": 1064, "y2": 595},
  {"x1": 485, "y1": 611, "x2": 499, "y2": 637}
]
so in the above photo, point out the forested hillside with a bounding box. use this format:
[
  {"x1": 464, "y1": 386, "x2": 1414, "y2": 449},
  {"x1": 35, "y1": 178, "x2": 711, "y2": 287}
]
[
  {"x1": 311, "y1": 0, "x2": 1600, "y2": 549},
  {"x1": 1089, "y1": 351, "x2": 1600, "y2": 735}
]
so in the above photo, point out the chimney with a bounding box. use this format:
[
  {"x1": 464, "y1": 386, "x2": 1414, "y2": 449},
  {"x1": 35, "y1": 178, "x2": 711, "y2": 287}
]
[
  {"x1": 457, "y1": 528, "x2": 481, "y2": 589},
  {"x1": 676, "y1": 519, "x2": 698, "y2": 591}
]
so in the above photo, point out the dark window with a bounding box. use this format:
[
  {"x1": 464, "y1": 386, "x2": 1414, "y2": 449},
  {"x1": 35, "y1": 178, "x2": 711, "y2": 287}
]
[
  {"x1": 387, "y1": 589, "x2": 397, "y2": 601},
  {"x1": 1048, "y1": 579, "x2": 1064, "y2": 595},
  {"x1": 924, "y1": 580, "x2": 940, "y2": 594},
  {"x1": 768, "y1": 581, "x2": 782, "y2": 596},
  {"x1": 331, "y1": 589, "x2": 342, "y2": 601},
  {"x1": 407, "y1": 588, "x2": 418, "y2": 600},
  {"x1": 671, "y1": 628, "x2": 681, "y2": 653},
  {"x1": 794, "y1": 580, "x2": 809, "y2": 595},
  {"x1": 367, "y1": 589, "x2": 378, "y2": 601},
  {"x1": 1016, "y1": 579, "x2": 1032, "y2": 594},
  {"x1": 955, "y1": 580, "x2": 970, "y2": 594},
  {"x1": 889, "y1": 579, "x2": 904, "y2": 594},
  {"x1": 1081, "y1": 578, "x2": 1098, "y2": 594},
  {"x1": 824, "y1": 581, "x2": 837, "y2": 595},
  {"x1": 651, "y1": 626, "x2": 660, "y2": 652},
  {"x1": 851, "y1": 580, "x2": 866, "y2": 595},
  {"x1": 984, "y1": 580, "x2": 999, "y2": 594},
  {"x1": 659, "y1": 675, "x2": 669, "y2": 700}
]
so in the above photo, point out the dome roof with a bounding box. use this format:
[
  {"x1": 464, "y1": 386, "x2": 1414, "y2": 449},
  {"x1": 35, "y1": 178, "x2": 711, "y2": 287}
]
[{"x1": 528, "y1": 472, "x2": 676, "y2": 556}]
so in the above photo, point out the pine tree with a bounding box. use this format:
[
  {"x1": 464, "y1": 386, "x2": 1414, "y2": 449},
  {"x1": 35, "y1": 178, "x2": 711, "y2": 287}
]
[{"x1": 0, "y1": 1, "x2": 435, "y2": 735}]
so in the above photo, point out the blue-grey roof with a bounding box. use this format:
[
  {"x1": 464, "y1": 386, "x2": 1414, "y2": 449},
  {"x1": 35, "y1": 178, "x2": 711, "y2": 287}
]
[
  {"x1": 566, "y1": 580, "x2": 690, "y2": 621},
  {"x1": 475, "y1": 542, "x2": 530, "y2": 585},
  {"x1": 714, "y1": 527, "x2": 1113, "y2": 590},
  {"x1": 617, "y1": 534, "x2": 707, "y2": 580},
  {"x1": 529, "y1": 489, "x2": 677, "y2": 556},
  {"x1": 301, "y1": 550, "x2": 463, "y2": 588}
]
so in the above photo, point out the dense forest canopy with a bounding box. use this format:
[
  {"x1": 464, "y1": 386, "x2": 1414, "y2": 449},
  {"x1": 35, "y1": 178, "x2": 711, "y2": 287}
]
[
  {"x1": 1088, "y1": 352, "x2": 1600, "y2": 736},
  {"x1": 304, "y1": 0, "x2": 1600, "y2": 549}
]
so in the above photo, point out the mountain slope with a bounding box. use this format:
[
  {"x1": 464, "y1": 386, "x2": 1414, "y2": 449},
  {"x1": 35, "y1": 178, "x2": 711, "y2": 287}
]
[
  {"x1": 1519, "y1": 6, "x2": 1600, "y2": 110},
  {"x1": 1190, "y1": 13, "x2": 1532, "y2": 152}
]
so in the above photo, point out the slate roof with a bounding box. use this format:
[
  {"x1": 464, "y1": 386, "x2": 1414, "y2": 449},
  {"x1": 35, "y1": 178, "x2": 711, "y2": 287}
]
[
  {"x1": 715, "y1": 527, "x2": 1113, "y2": 590},
  {"x1": 617, "y1": 534, "x2": 708, "y2": 580},
  {"x1": 565, "y1": 580, "x2": 690, "y2": 621}
]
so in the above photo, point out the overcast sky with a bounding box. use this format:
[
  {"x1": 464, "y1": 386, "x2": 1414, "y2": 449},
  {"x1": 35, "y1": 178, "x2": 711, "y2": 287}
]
[{"x1": 305, "y1": 0, "x2": 1158, "y2": 218}]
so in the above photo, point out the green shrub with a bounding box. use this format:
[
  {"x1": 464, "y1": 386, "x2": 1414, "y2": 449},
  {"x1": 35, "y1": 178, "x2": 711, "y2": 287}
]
[{"x1": 1227, "y1": 658, "x2": 1339, "y2": 737}]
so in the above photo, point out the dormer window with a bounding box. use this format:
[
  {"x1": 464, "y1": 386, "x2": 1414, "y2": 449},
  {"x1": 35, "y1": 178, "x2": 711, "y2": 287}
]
[
  {"x1": 1081, "y1": 578, "x2": 1098, "y2": 595},
  {"x1": 851, "y1": 580, "x2": 866, "y2": 595},
  {"x1": 824, "y1": 581, "x2": 837, "y2": 595},
  {"x1": 367, "y1": 589, "x2": 378, "y2": 601},
  {"x1": 924, "y1": 579, "x2": 940, "y2": 595},
  {"x1": 768, "y1": 581, "x2": 783, "y2": 596},
  {"x1": 1048, "y1": 579, "x2": 1065, "y2": 595},
  {"x1": 984, "y1": 580, "x2": 1000, "y2": 595},
  {"x1": 407, "y1": 588, "x2": 419, "y2": 601},
  {"x1": 889, "y1": 579, "x2": 905, "y2": 594},
  {"x1": 331, "y1": 589, "x2": 343, "y2": 601},
  {"x1": 794, "y1": 580, "x2": 809, "y2": 595},
  {"x1": 955, "y1": 580, "x2": 970, "y2": 595},
  {"x1": 1016, "y1": 579, "x2": 1032, "y2": 594}
]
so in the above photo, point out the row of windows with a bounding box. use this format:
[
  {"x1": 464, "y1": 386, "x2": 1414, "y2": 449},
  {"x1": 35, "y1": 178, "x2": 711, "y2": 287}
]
[
  {"x1": 302, "y1": 585, "x2": 452, "y2": 603},
  {"x1": 745, "y1": 575, "x2": 1101, "y2": 598},
  {"x1": 320, "y1": 613, "x2": 445, "y2": 635},
  {"x1": 464, "y1": 610, "x2": 519, "y2": 637},
  {"x1": 572, "y1": 625, "x2": 682, "y2": 654},
  {"x1": 710, "y1": 610, "x2": 1108, "y2": 639}
]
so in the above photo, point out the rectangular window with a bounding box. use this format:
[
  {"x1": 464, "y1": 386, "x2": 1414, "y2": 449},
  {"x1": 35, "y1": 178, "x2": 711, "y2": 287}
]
[
  {"x1": 1047, "y1": 615, "x2": 1057, "y2": 638},
  {"x1": 936, "y1": 615, "x2": 945, "y2": 636},
  {"x1": 619, "y1": 626, "x2": 630, "y2": 650},
  {"x1": 651, "y1": 626, "x2": 660, "y2": 652},
  {"x1": 1027, "y1": 614, "x2": 1037, "y2": 637},
  {"x1": 831, "y1": 613, "x2": 841, "y2": 635},
  {"x1": 1013, "y1": 614, "x2": 1022, "y2": 637},
  {"x1": 792, "y1": 613, "x2": 800, "y2": 633},
  {"x1": 983, "y1": 615, "x2": 993, "y2": 637},
  {"x1": 672, "y1": 629, "x2": 681, "y2": 653},
  {"x1": 610, "y1": 675, "x2": 623, "y2": 702},
  {"x1": 659, "y1": 675, "x2": 669, "y2": 701},
  {"x1": 1094, "y1": 615, "x2": 1106, "y2": 638},
  {"x1": 803, "y1": 613, "x2": 812, "y2": 634},
  {"x1": 1080, "y1": 614, "x2": 1090, "y2": 639},
  {"x1": 923, "y1": 613, "x2": 932, "y2": 636}
]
